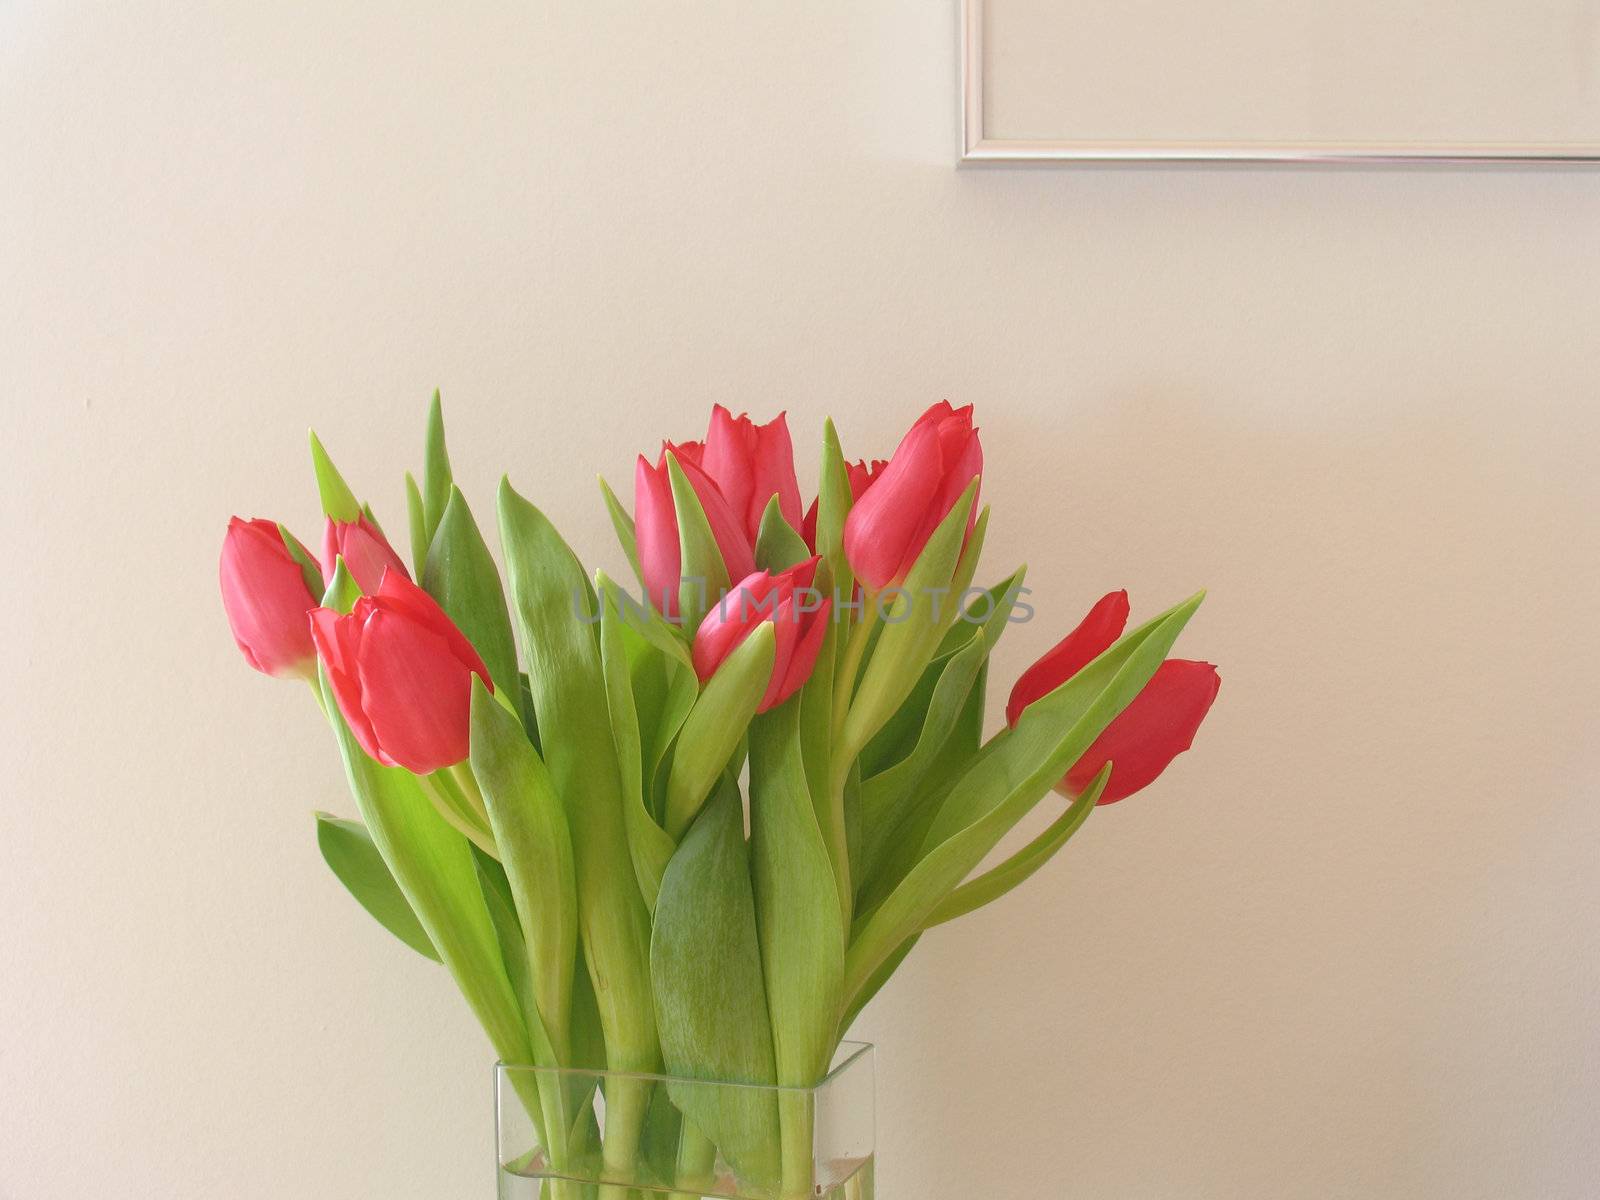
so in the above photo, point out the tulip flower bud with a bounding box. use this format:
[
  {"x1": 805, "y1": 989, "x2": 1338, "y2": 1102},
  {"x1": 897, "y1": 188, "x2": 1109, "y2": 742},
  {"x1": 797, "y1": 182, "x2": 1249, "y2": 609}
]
[
  {"x1": 843, "y1": 402, "x2": 982, "y2": 591},
  {"x1": 309, "y1": 570, "x2": 491, "y2": 774},
  {"x1": 692, "y1": 557, "x2": 832, "y2": 713},
  {"x1": 219, "y1": 517, "x2": 322, "y2": 679},
  {"x1": 321, "y1": 514, "x2": 409, "y2": 595},
  {"x1": 699, "y1": 405, "x2": 803, "y2": 542},
  {"x1": 1007, "y1": 590, "x2": 1220, "y2": 804},
  {"x1": 803, "y1": 457, "x2": 886, "y2": 550},
  {"x1": 634, "y1": 446, "x2": 755, "y2": 620}
]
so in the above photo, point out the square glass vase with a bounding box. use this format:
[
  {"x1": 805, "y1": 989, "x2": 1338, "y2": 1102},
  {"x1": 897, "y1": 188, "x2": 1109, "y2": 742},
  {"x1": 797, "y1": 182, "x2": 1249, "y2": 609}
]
[{"x1": 496, "y1": 1042, "x2": 874, "y2": 1200}]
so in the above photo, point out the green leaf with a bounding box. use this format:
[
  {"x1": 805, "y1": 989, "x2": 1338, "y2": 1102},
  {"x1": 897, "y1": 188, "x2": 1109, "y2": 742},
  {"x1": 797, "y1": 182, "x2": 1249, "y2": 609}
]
[
  {"x1": 853, "y1": 660, "x2": 987, "y2": 920},
  {"x1": 815, "y1": 419, "x2": 855, "y2": 604},
  {"x1": 597, "y1": 572, "x2": 677, "y2": 912},
  {"x1": 470, "y1": 678, "x2": 578, "y2": 1062},
  {"x1": 844, "y1": 592, "x2": 1204, "y2": 1001},
  {"x1": 275, "y1": 522, "x2": 324, "y2": 596},
  {"x1": 424, "y1": 487, "x2": 521, "y2": 711},
  {"x1": 320, "y1": 557, "x2": 361, "y2": 611},
  {"x1": 497, "y1": 480, "x2": 660, "y2": 1078},
  {"x1": 404, "y1": 473, "x2": 428, "y2": 578},
  {"x1": 749, "y1": 704, "x2": 845, "y2": 1087},
  {"x1": 796, "y1": 563, "x2": 849, "y2": 923},
  {"x1": 422, "y1": 389, "x2": 453, "y2": 551},
  {"x1": 923, "y1": 764, "x2": 1108, "y2": 929},
  {"x1": 665, "y1": 451, "x2": 731, "y2": 631},
  {"x1": 308, "y1": 431, "x2": 361, "y2": 522},
  {"x1": 662, "y1": 623, "x2": 775, "y2": 840},
  {"x1": 599, "y1": 475, "x2": 645, "y2": 588},
  {"x1": 470, "y1": 846, "x2": 552, "y2": 1060},
  {"x1": 314, "y1": 813, "x2": 440, "y2": 962},
  {"x1": 855, "y1": 628, "x2": 989, "y2": 900},
  {"x1": 650, "y1": 783, "x2": 779, "y2": 1189},
  {"x1": 754, "y1": 496, "x2": 809, "y2": 572},
  {"x1": 839, "y1": 481, "x2": 980, "y2": 764},
  {"x1": 319, "y1": 667, "x2": 532, "y2": 1070},
  {"x1": 935, "y1": 566, "x2": 1026, "y2": 660},
  {"x1": 840, "y1": 932, "x2": 917, "y2": 1037}
]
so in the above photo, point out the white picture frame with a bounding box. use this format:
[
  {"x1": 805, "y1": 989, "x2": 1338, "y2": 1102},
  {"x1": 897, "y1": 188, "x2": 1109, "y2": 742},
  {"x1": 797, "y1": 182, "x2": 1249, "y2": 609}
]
[{"x1": 960, "y1": 0, "x2": 1600, "y2": 164}]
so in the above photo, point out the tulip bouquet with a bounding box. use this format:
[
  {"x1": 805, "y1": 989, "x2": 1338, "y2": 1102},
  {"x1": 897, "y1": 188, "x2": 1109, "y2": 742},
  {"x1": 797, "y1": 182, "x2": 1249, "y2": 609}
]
[{"x1": 220, "y1": 398, "x2": 1218, "y2": 1199}]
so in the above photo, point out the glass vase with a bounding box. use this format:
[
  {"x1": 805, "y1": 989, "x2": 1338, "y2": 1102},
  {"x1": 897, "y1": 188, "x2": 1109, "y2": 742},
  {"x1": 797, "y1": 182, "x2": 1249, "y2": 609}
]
[{"x1": 496, "y1": 1042, "x2": 874, "y2": 1200}]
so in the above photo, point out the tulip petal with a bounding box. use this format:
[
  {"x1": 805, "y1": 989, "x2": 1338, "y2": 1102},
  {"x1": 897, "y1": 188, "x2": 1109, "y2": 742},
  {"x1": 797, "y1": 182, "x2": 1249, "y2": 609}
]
[
  {"x1": 765, "y1": 595, "x2": 831, "y2": 711},
  {"x1": 634, "y1": 454, "x2": 682, "y2": 618},
  {"x1": 1063, "y1": 659, "x2": 1220, "y2": 803},
  {"x1": 702, "y1": 404, "x2": 755, "y2": 532},
  {"x1": 1005, "y1": 590, "x2": 1130, "y2": 726},
  {"x1": 842, "y1": 418, "x2": 942, "y2": 591},
  {"x1": 354, "y1": 608, "x2": 483, "y2": 774},
  {"x1": 377, "y1": 566, "x2": 490, "y2": 685},
  {"x1": 323, "y1": 516, "x2": 409, "y2": 595},
  {"x1": 309, "y1": 606, "x2": 384, "y2": 762},
  {"x1": 749, "y1": 412, "x2": 803, "y2": 538}
]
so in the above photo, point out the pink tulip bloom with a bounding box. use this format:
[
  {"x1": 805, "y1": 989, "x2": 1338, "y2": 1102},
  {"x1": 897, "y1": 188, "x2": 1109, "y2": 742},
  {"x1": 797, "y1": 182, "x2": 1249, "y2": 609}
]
[
  {"x1": 219, "y1": 517, "x2": 322, "y2": 680},
  {"x1": 697, "y1": 405, "x2": 803, "y2": 542},
  {"x1": 843, "y1": 402, "x2": 982, "y2": 590},
  {"x1": 634, "y1": 445, "x2": 756, "y2": 620},
  {"x1": 309, "y1": 570, "x2": 491, "y2": 774},
  {"x1": 1007, "y1": 590, "x2": 1220, "y2": 804},
  {"x1": 321, "y1": 514, "x2": 408, "y2": 595},
  {"x1": 692, "y1": 557, "x2": 832, "y2": 713}
]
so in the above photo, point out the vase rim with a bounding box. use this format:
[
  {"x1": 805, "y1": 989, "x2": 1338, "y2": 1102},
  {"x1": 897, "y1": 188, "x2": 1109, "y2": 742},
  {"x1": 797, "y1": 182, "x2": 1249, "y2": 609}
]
[{"x1": 493, "y1": 1039, "x2": 875, "y2": 1094}]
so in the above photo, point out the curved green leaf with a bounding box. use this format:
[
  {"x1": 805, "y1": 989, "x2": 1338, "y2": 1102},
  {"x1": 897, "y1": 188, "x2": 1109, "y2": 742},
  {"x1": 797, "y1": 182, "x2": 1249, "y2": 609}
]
[
  {"x1": 856, "y1": 628, "x2": 989, "y2": 898},
  {"x1": 754, "y1": 496, "x2": 809, "y2": 573},
  {"x1": 469, "y1": 679, "x2": 578, "y2": 1061},
  {"x1": 598, "y1": 475, "x2": 644, "y2": 588},
  {"x1": 424, "y1": 487, "x2": 521, "y2": 710},
  {"x1": 815, "y1": 419, "x2": 854, "y2": 604},
  {"x1": 651, "y1": 784, "x2": 779, "y2": 1189},
  {"x1": 666, "y1": 451, "x2": 731, "y2": 631},
  {"x1": 422, "y1": 389, "x2": 452, "y2": 550},
  {"x1": 597, "y1": 572, "x2": 677, "y2": 911},
  {"x1": 308, "y1": 431, "x2": 360, "y2": 522},
  {"x1": 315, "y1": 813, "x2": 439, "y2": 962},
  {"x1": 662, "y1": 622, "x2": 775, "y2": 840},
  {"x1": 749, "y1": 704, "x2": 845, "y2": 1087},
  {"x1": 497, "y1": 481, "x2": 659, "y2": 1079},
  {"x1": 922, "y1": 764, "x2": 1108, "y2": 929}
]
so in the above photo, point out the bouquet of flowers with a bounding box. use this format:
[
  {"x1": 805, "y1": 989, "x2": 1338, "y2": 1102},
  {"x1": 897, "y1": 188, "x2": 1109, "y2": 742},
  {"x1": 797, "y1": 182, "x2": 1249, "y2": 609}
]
[{"x1": 219, "y1": 397, "x2": 1218, "y2": 1198}]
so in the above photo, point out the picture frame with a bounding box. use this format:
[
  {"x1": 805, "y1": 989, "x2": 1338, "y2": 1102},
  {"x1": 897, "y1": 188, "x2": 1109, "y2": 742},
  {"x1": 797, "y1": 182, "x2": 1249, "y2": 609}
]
[{"x1": 960, "y1": 0, "x2": 1600, "y2": 165}]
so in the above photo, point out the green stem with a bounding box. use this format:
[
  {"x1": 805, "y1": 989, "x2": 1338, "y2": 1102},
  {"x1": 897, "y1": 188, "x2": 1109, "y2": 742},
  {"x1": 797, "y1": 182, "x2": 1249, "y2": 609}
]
[
  {"x1": 776, "y1": 1089, "x2": 816, "y2": 1200},
  {"x1": 667, "y1": 1119, "x2": 717, "y2": 1200},
  {"x1": 830, "y1": 599, "x2": 877, "y2": 735},
  {"x1": 597, "y1": 1076, "x2": 651, "y2": 1200}
]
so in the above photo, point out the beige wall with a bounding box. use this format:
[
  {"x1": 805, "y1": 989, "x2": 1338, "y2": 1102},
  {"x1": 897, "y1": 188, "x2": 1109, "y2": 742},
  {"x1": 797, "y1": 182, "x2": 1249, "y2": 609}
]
[{"x1": 4, "y1": 3, "x2": 1598, "y2": 1198}]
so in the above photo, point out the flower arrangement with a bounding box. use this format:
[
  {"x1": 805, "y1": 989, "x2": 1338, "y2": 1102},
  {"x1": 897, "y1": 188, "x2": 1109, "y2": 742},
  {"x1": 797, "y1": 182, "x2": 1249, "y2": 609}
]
[{"x1": 220, "y1": 397, "x2": 1218, "y2": 1197}]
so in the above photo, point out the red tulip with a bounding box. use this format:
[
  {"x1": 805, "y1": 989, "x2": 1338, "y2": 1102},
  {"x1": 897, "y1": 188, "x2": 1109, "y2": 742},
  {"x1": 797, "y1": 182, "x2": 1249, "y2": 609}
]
[
  {"x1": 692, "y1": 557, "x2": 832, "y2": 713},
  {"x1": 803, "y1": 458, "x2": 887, "y2": 550},
  {"x1": 698, "y1": 405, "x2": 803, "y2": 542},
  {"x1": 842, "y1": 402, "x2": 982, "y2": 590},
  {"x1": 321, "y1": 514, "x2": 408, "y2": 595},
  {"x1": 1006, "y1": 590, "x2": 1219, "y2": 804},
  {"x1": 219, "y1": 517, "x2": 322, "y2": 679},
  {"x1": 634, "y1": 445, "x2": 757, "y2": 619},
  {"x1": 309, "y1": 570, "x2": 491, "y2": 774}
]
